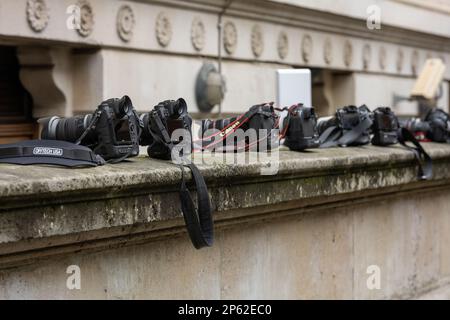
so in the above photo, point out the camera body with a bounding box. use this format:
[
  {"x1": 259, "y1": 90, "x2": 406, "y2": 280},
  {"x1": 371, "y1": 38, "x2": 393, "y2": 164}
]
[
  {"x1": 371, "y1": 107, "x2": 399, "y2": 146},
  {"x1": 201, "y1": 103, "x2": 277, "y2": 151},
  {"x1": 40, "y1": 96, "x2": 141, "y2": 161},
  {"x1": 140, "y1": 98, "x2": 193, "y2": 160},
  {"x1": 401, "y1": 108, "x2": 450, "y2": 142},
  {"x1": 283, "y1": 104, "x2": 319, "y2": 150}
]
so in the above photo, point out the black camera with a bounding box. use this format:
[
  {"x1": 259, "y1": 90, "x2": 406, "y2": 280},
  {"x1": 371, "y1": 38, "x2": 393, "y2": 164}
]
[
  {"x1": 282, "y1": 104, "x2": 319, "y2": 150},
  {"x1": 317, "y1": 105, "x2": 372, "y2": 147},
  {"x1": 140, "y1": 98, "x2": 193, "y2": 160},
  {"x1": 401, "y1": 108, "x2": 450, "y2": 143},
  {"x1": 371, "y1": 107, "x2": 399, "y2": 146},
  {"x1": 40, "y1": 96, "x2": 142, "y2": 161},
  {"x1": 140, "y1": 98, "x2": 214, "y2": 250},
  {"x1": 200, "y1": 103, "x2": 277, "y2": 151}
]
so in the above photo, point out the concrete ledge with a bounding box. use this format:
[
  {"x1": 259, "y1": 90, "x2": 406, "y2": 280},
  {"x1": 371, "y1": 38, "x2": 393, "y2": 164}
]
[{"x1": 1, "y1": 143, "x2": 450, "y2": 268}]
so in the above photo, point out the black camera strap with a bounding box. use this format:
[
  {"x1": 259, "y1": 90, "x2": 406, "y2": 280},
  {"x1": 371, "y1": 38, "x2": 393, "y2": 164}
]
[
  {"x1": 318, "y1": 126, "x2": 342, "y2": 148},
  {"x1": 75, "y1": 110, "x2": 101, "y2": 146},
  {"x1": 338, "y1": 116, "x2": 372, "y2": 147},
  {"x1": 319, "y1": 115, "x2": 372, "y2": 148},
  {"x1": 0, "y1": 140, "x2": 105, "y2": 167},
  {"x1": 397, "y1": 128, "x2": 432, "y2": 180},
  {"x1": 151, "y1": 111, "x2": 214, "y2": 249},
  {"x1": 179, "y1": 163, "x2": 214, "y2": 249}
]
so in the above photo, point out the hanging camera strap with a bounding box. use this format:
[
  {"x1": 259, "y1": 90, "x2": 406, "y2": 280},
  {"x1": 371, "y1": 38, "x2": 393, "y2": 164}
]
[
  {"x1": 151, "y1": 111, "x2": 214, "y2": 249},
  {"x1": 397, "y1": 128, "x2": 433, "y2": 180}
]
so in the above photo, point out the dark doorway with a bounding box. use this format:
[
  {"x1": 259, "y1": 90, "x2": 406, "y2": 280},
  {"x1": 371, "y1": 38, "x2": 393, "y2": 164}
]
[{"x1": 0, "y1": 45, "x2": 36, "y2": 143}]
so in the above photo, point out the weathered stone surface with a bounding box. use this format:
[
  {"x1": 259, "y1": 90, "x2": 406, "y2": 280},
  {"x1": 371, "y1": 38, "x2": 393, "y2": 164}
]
[
  {"x1": 1, "y1": 143, "x2": 450, "y2": 257},
  {"x1": 1, "y1": 143, "x2": 450, "y2": 199},
  {"x1": 1, "y1": 143, "x2": 450, "y2": 298}
]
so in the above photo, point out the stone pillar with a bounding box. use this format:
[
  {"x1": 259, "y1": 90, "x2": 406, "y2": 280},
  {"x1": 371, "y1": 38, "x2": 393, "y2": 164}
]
[{"x1": 17, "y1": 47, "x2": 73, "y2": 118}]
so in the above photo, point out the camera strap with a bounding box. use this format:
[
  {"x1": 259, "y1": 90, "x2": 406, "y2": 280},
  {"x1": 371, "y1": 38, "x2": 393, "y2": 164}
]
[
  {"x1": 151, "y1": 110, "x2": 214, "y2": 249},
  {"x1": 397, "y1": 128, "x2": 433, "y2": 180},
  {"x1": 319, "y1": 116, "x2": 372, "y2": 148},
  {"x1": 179, "y1": 163, "x2": 214, "y2": 249},
  {"x1": 0, "y1": 139, "x2": 105, "y2": 167}
]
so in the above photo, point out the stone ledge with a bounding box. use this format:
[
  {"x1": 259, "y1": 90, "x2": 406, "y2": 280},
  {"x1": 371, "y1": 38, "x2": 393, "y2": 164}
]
[
  {"x1": 1, "y1": 143, "x2": 450, "y2": 267},
  {"x1": 1, "y1": 143, "x2": 450, "y2": 199}
]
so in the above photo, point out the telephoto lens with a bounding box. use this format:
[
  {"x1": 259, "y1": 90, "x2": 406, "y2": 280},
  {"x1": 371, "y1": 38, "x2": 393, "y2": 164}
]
[
  {"x1": 400, "y1": 118, "x2": 430, "y2": 135},
  {"x1": 202, "y1": 117, "x2": 238, "y2": 132},
  {"x1": 39, "y1": 114, "x2": 95, "y2": 145}
]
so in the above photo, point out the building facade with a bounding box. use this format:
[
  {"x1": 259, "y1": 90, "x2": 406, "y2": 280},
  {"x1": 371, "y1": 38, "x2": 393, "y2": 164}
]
[{"x1": 0, "y1": 0, "x2": 449, "y2": 142}]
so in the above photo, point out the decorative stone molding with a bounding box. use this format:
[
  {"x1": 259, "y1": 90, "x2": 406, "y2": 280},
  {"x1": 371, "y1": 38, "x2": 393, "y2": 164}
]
[
  {"x1": 191, "y1": 17, "x2": 205, "y2": 52},
  {"x1": 251, "y1": 24, "x2": 264, "y2": 58},
  {"x1": 277, "y1": 31, "x2": 289, "y2": 60},
  {"x1": 411, "y1": 50, "x2": 419, "y2": 74},
  {"x1": 26, "y1": 0, "x2": 50, "y2": 32},
  {"x1": 343, "y1": 40, "x2": 353, "y2": 67},
  {"x1": 379, "y1": 46, "x2": 387, "y2": 70},
  {"x1": 155, "y1": 12, "x2": 172, "y2": 48},
  {"x1": 76, "y1": 0, "x2": 94, "y2": 37},
  {"x1": 301, "y1": 34, "x2": 313, "y2": 63},
  {"x1": 116, "y1": 5, "x2": 135, "y2": 42},
  {"x1": 223, "y1": 21, "x2": 237, "y2": 55},
  {"x1": 397, "y1": 48, "x2": 404, "y2": 72},
  {"x1": 362, "y1": 44, "x2": 371, "y2": 70},
  {"x1": 5, "y1": 0, "x2": 448, "y2": 81},
  {"x1": 323, "y1": 38, "x2": 332, "y2": 64}
]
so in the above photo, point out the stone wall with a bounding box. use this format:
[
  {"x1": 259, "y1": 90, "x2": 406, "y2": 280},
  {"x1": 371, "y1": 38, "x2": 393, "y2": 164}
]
[
  {"x1": 0, "y1": 0, "x2": 448, "y2": 116},
  {"x1": 1, "y1": 144, "x2": 450, "y2": 299}
]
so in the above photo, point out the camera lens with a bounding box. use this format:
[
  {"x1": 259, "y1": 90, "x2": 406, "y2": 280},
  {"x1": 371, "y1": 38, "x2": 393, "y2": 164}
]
[
  {"x1": 39, "y1": 115, "x2": 93, "y2": 143},
  {"x1": 39, "y1": 116, "x2": 60, "y2": 139}
]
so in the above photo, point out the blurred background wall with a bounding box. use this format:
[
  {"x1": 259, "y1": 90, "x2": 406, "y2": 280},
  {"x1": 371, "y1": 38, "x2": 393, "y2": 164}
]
[{"x1": 0, "y1": 0, "x2": 449, "y2": 142}]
